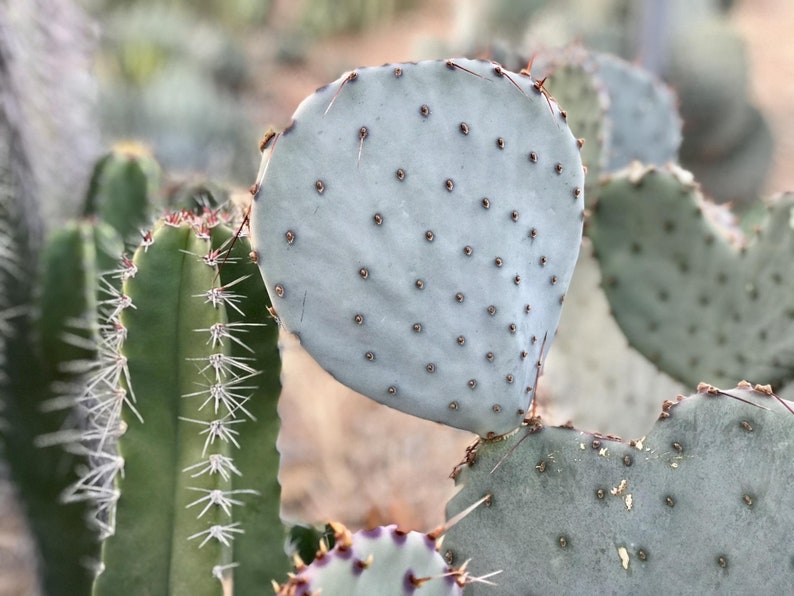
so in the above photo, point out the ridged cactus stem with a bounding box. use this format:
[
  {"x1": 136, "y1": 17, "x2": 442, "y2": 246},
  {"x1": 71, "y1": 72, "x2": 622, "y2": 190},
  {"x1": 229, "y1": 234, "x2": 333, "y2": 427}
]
[{"x1": 62, "y1": 209, "x2": 286, "y2": 593}]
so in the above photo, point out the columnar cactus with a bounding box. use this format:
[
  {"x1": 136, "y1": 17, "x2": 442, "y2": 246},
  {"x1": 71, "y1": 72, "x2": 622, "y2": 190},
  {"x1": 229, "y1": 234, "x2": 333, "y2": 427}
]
[
  {"x1": 251, "y1": 58, "x2": 585, "y2": 438},
  {"x1": 38, "y1": 220, "x2": 123, "y2": 379},
  {"x1": 63, "y1": 208, "x2": 286, "y2": 593},
  {"x1": 82, "y1": 143, "x2": 162, "y2": 242},
  {"x1": 443, "y1": 382, "x2": 794, "y2": 594},
  {"x1": 2, "y1": 53, "x2": 102, "y2": 593}
]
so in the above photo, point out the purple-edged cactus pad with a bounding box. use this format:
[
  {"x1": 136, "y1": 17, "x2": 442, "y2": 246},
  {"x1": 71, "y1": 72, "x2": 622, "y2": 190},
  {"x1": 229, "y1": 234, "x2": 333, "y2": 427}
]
[
  {"x1": 276, "y1": 523, "x2": 466, "y2": 595},
  {"x1": 252, "y1": 58, "x2": 584, "y2": 437}
]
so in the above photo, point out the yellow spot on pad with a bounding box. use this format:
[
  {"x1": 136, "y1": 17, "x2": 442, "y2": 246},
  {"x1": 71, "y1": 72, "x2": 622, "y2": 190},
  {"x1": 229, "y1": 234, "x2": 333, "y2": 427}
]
[
  {"x1": 618, "y1": 546, "x2": 630, "y2": 570},
  {"x1": 611, "y1": 479, "x2": 627, "y2": 496}
]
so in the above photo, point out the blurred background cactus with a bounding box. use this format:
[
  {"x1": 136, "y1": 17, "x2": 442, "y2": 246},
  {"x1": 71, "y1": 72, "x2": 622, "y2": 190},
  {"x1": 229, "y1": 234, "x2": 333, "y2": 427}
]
[{"x1": 1, "y1": 0, "x2": 794, "y2": 593}]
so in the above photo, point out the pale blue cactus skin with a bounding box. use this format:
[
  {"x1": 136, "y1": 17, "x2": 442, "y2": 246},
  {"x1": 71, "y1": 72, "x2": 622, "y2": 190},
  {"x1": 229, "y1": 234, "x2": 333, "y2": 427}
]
[
  {"x1": 443, "y1": 383, "x2": 794, "y2": 595},
  {"x1": 590, "y1": 51, "x2": 681, "y2": 172},
  {"x1": 252, "y1": 58, "x2": 584, "y2": 438}
]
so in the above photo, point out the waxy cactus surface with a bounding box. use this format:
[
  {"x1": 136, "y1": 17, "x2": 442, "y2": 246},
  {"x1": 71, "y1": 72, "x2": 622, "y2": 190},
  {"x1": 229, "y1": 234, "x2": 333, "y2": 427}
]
[
  {"x1": 444, "y1": 383, "x2": 794, "y2": 594},
  {"x1": 276, "y1": 522, "x2": 470, "y2": 595},
  {"x1": 590, "y1": 163, "x2": 794, "y2": 389},
  {"x1": 524, "y1": 47, "x2": 609, "y2": 207},
  {"x1": 252, "y1": 58, "x2": 585, "y2": 437}
]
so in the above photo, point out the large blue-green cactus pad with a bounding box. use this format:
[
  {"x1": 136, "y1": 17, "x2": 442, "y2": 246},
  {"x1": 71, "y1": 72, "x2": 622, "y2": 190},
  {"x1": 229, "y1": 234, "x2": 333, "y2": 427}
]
[
  {"x1": 589, "y1": 163, "x2": 794, "y2": 389},
  {"x1": 252, "y1": 59, "x2": 585, "y2": 437},
  {"x1": 444, "y1": 383, "x2": 794, "y2": 594}
]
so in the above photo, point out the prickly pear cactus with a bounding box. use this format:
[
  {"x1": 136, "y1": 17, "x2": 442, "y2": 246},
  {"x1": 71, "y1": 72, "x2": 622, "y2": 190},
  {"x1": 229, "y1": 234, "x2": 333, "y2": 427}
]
[
  {"x1": 444, "y1": 382, "x2": 794, "y2": 594},
  {"x1": 589, "y1": 162, "x2": 794, "y2": 390},
  {"x1": 275, "y1": 522, "x2": 471, "y2": 595},
  {"x1": 525, "y1": 48, "x2": 609, "y2": 206},
  {"x1": 592, "y1": 52, "x2": 681, "y2": 172},
  {"x1": 252, "y1": 58, "x2": 585, "y2": 438},
  {"x1": 508, "y1": 47, "x2": 679, "y2": 199}
]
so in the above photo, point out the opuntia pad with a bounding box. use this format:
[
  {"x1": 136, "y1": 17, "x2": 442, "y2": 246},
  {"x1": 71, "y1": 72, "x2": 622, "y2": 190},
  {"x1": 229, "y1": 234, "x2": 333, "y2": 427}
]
[{"x1": 252, "y1": 58, "x2": 584, "y2": 437}]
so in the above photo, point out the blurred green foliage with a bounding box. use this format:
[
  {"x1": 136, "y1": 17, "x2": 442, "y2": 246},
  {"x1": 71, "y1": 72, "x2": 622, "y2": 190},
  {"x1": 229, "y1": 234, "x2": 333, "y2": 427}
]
[
  {"x1": 80, "y1": 0, "x2": 272, "y2": 28},
  {"x1": 92, "y1": 2, "x2": 258, "y2": 182}
]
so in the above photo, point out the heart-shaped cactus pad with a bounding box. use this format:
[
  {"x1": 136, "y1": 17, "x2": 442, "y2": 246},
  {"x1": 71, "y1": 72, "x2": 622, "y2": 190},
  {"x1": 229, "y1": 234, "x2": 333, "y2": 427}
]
[
  {"x1": 252, "y1": 58, "x2": 584, "y2": 437},
  {"x1": 590, "y1": 162, "x2": 794, "y2": 390}
]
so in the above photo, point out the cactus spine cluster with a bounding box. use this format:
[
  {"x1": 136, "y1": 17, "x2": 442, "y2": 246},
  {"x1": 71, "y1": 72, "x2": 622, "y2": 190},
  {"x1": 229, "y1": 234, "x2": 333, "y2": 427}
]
[{"x1": 58, "y1": 208, "x2": 287, "y2": 593}]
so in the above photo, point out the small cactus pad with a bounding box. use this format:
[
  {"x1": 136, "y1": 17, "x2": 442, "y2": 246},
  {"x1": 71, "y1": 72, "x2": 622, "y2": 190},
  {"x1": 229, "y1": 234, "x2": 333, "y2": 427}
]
[
  {"x1": 526, "y1": 48, "x2": 609, "y2": 207},
  {"x1": 592, "y1": 52, "x2": 681, "y2": 172},
  {"x1": 275, "y1": 523, "x2": 467, "y2": 595},
  {"x1": 444, "y1": 383, "x2": 794, "y2": 594},
  {"x1": 252, "y1": 58, "x2": 585, "y2": 437},
  {"x1": 589, "y1": 163, "x2": 794, "y2": 389}
]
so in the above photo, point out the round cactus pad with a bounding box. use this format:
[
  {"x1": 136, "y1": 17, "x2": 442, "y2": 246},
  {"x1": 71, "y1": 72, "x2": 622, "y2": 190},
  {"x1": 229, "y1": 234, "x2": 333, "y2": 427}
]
[
  {"x1": 276, "y1": 524, "x2": 466, "y2": 595},
  {"x1": 252, "y1": 59, "x2": 584, "y2": 437}
]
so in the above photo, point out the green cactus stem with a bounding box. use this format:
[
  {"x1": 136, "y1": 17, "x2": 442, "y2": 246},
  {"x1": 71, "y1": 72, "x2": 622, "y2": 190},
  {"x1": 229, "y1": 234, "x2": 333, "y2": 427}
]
[
  {"x1": 63, "y1": 208, "x2": 286, "y2": 594},
  {"x1": 82, "y1": 143, "x2": 162, "y2": 242}
]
